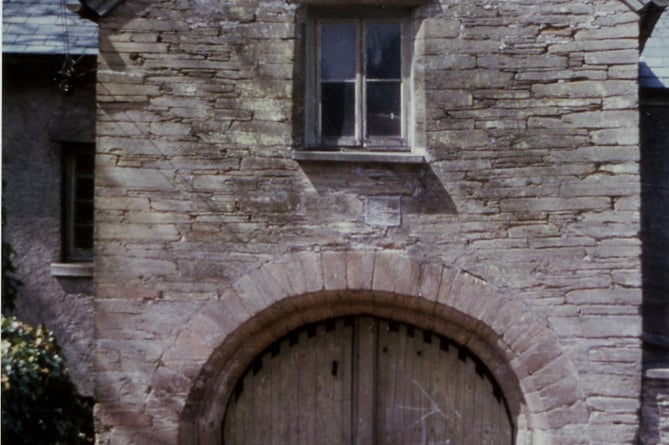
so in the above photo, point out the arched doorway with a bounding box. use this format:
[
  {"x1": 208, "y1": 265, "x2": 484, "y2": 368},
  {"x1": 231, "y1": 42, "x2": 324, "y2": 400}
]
[{"x1": 222, "y1": 315, "x2": 513, "y2": 444}]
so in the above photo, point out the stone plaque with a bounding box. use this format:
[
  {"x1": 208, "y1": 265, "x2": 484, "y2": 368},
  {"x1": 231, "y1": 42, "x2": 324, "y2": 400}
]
[{"x1": 365, "y1": 196, "x2": 401, "y2": 226}]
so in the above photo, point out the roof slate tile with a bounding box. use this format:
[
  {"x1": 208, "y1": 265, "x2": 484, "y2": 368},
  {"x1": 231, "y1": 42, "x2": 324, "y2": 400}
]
[{"x1": 2, "y1": 0, "x2": 98, "y2": 55}]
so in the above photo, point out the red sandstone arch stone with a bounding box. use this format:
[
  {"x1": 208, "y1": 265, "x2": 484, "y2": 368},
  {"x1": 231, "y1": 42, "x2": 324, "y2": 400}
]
[{"x1": 161, "y1": 250, "x2": 589, "y2": 444}]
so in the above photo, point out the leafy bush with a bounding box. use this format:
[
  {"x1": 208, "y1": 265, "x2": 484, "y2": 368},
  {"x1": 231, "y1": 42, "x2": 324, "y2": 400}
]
[
  {"x1": 1, "y1": 217, "x2": 21, "y2": 315},
  {"x1": 1, "y1": 316, "x2": 94, "y2": 444}
]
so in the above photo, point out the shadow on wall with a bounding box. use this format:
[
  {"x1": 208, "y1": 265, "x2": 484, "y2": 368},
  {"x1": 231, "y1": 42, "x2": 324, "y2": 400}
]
[
  {"x1": 640, "y1": 87, "x2": 669, "y2": 365},
  {"x1": 299, "y1": 161, "x2": 458, "y2": 216},
  {"x1": 639, "y1": 85, "x2": 669, "y2": 445},
  {"x1": 639, "y1": 62, "x2": 667, "y2": 89}
]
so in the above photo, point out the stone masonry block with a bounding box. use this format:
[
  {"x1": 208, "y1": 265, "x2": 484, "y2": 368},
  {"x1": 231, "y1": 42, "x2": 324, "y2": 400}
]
[
  {"x1": 97, "y1": 222, "x2": 180, "y2": 241},
  {"x1": 512, "y1": 335, "x2": 566, "y2": 383},
  {"x1": 345, "y1": 250, "x2": 375, "y2": 291},
  {"x1": 585, "y1": 49, "x2": 638, "y2": 65},
  {"x1": 173, "y1": 313, "x2": 222, "y2": 362},
  {"x1": 97, "y1": 165, "x2": 175, "y2": 190},
  {"x1": 321, "y1": 251, "x2": 347, "y2": 291},
  {"x1": 423, "y1": 18, "x2": 460, "y2": 38},
  {"x1": 548, "y1": 314, "x2": 641, "y2": 339},
  {"x1": 563, "y1": 110, "x2": 637, "y2": 128},
  {"x1": 415, "y1": 263, "x2": 447, "y2": 300},
  {"x1": 532, "y1": 80, "x2": 636, "y2": 98},
  {"x1": 297, "y1": 251, "x2": 325, "y2": 294},
  {"x1": 215, "y1": 289, "x2": 253, "y2": 328},
  {"x1": 233, "y1": 274, "x2": 273, "y2": 316},
  {"x1": 391, "y1": 256, "x2": 422, "y2": 296},
  {"x1": 544, "y1": 401, "x2": 590, "y2": 429},
  {"x1": 371, "y1": 251, "x2": 404, "y2": 294},
  {"x1": 279, "y1": 256, "x2": 309, "y2": 296},
  {"x1": 591, "y1": 127, "x2": 638, "y2": 145},
  {"x1": 260, "y1": 261, "x2": 296, "y2": 299},
  {"x1": 502, "y1": 314, "x2": 554, "y2": 360},
  {"x1": 446, "y1": 270, "x2": 494, "y2": 321},
  {"x1": 537, "y1": 374, "x2": 583, "y2": 412}
]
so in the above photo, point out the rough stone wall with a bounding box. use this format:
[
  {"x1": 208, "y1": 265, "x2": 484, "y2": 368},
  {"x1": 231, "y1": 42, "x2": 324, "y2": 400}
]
[
  {"x1": 94, "y1": 0, "x2": 642, "y2": 443},
  {"x1": 2, "y1": 55, "x2": 97, "y2": 396}
]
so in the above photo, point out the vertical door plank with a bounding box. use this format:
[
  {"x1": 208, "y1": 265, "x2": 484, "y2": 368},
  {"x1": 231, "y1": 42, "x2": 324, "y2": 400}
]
[
  {"x1": 223, "y1": 316, "x2": 513, "y2": 445},
  {"x1": 275, "y1": 342, "x2": 290, "y2": 444},
  {"x1": 353, "y1": 316, "x2": 377, "y2": 445},
  {"x1": 375, "y1": 321, "x2": 415, "y2": 445},
  {"x1": 317, "y1": 319, "x2": 354, "y2": 445},
  {"x1": 298, "y1": 329, "x2": 315, "y2": 443}
]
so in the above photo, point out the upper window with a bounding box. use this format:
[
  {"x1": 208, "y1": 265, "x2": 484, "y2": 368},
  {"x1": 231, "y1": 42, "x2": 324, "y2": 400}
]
[
  {"x1": 305, "y1": 11, "x2": 413, "y2": 151},
  {"x1": 62, "y1": 143, "x2": 94, "y2": 262}
]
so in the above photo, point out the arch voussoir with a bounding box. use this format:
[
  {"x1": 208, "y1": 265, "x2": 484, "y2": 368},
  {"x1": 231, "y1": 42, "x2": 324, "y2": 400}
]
[
  {"x1": 370, "y1": 250, "x2": 407, "y2": 293},
  {"x1": 345, "y1": 250, "x2": 376, "y2": 290},
  {"x1": 277, "y1": 254, "x2": 311, "y2": 296},
  {"x1": 171, "y1": 249, "x2": 588, "y2": 445},
  {"x1": 295, "y1": 251, "x2": 326, "y2": 294},
  {"x1": 322, "y1": 250, "x2": 348, "y2": 290},
  {"x1": 446, "y1": 269, "x2": 498, "y2": 321},
  {"x1": 415, "y1": 262, "x2": 446, "y2": 300},
  {"x1": 231, "y1": 273, "x2": 273, "y2": 315}
]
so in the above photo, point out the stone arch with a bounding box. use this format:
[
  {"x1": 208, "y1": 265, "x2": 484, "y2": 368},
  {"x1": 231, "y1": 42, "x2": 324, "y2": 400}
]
[{"x1": 164, "y1": 250, "x2": 588, "y2": 444}]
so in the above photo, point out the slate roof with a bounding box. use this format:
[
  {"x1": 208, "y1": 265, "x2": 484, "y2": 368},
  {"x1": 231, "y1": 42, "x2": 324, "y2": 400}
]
[
  {"x1": 2, "y1": 0, "x2": 98, "y2": 55},
  {"x1": 640, "y1": 9, "x2": 669, "y2": 88}
]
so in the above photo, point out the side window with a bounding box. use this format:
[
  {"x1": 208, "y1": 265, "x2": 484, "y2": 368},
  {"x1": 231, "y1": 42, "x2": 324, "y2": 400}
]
[
  {"x1": 62, "y1": 143, "x2": 94, "y2": 262},
  {"x1": 306, "y1": 11, "x2": 412, "y2": 152}
]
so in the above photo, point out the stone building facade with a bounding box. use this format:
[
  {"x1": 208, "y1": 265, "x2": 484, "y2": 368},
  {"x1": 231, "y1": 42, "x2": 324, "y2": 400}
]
[
  {"x1": 90, "y1": 0, "x2": 658, "y2": 443},
  {"x1": 3, "y1": 0, "x2": 668, "y2": 443}
]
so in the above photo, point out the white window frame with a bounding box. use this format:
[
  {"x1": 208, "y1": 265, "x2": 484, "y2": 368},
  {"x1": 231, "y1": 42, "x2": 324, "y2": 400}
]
[{"x1": 304, "y1": 9, "x2": 415, "y2": 152}]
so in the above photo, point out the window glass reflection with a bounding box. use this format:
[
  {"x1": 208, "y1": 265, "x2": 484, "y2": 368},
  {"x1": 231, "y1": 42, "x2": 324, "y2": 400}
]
[
  {"x1": 321, "y1": 23, "x2": 356, "y2": 80},
  {"x1": 365, "y1": 23, "x2": 401, "y2": 80},
  {"x1": 367, "y1": 81, "x2": 401, "y2": 136},
  {"x1": 321, "y1": 83, "x2": 355, "y2": 138}
]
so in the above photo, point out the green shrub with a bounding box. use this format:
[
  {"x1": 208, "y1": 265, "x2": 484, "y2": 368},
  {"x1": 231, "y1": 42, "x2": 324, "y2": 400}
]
[
  {"x1": 2, "y1": 233, "x2": 21, "y2": 315},
  {"x1": 1, "y1": 316, "x2": 94, "y2": 444}
]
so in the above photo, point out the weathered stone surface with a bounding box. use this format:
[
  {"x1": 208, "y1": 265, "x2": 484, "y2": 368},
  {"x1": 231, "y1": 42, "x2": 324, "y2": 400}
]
[{"x1": 90, "y1": 0, "x2": 645, "y2": 443}]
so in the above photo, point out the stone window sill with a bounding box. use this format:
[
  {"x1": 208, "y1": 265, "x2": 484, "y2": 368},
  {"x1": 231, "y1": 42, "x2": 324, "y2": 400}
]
[
  {"x1": 288, "y1": 0, "x2": 433, "y2": 5},
  {"x1": 292, "y1": 150, "x2": 427, "y2": 164},
  {"x1": 646, "y1": 368, "x2": 669, "y2": 380},
  {"x1": 50, "y1": 262, "x2": 93, "y2": 278}
]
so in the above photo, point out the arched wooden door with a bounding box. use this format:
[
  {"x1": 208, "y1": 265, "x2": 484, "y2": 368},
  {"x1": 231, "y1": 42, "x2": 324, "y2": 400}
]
[{"x1": 223, "y1": 316, "x2": 513, "y2": 444}]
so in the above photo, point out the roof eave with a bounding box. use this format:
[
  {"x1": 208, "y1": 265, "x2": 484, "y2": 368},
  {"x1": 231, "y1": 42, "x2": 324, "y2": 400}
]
[
  {"x1": 640, "y1": 1, "x2": 667, "y2": 51},
  {"x1": 620, "y1": 0, "x2": 668, "y2": 12},
  {"x1": 78, "y1": 0, "x2": 125, "y2": 18}
]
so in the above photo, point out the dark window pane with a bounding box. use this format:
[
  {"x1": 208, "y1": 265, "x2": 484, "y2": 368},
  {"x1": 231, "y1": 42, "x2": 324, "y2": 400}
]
[
  {"x1": 76, "y1": 153, "x2": 95, "y2": 175},
  {"x1": 366, "y1": 81, "x2": 401, "y2": 137},
  {"x1": 77, "y1": 178, "x2": 94, "y2": 200},
  {"x1": 321, "y1": 23, "x2": 356, "y2": 80},
  {"x1": 75, "y1": 226, "x2": 94, "y2": 250},
  {"x1": 321, "y1": 82, "x2": 355, "y2": 138},
  {"x1": 365, "y1": 23, "x2": 401, "y2": 79},
  {"x1": 75, "y1": 202, "x2": 94, "y2": 225}
]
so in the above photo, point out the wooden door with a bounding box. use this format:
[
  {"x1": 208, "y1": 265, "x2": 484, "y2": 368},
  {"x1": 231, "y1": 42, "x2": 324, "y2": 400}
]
[{"x1": 223, "y1": 316, "x2": 513, "y2": 445}]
